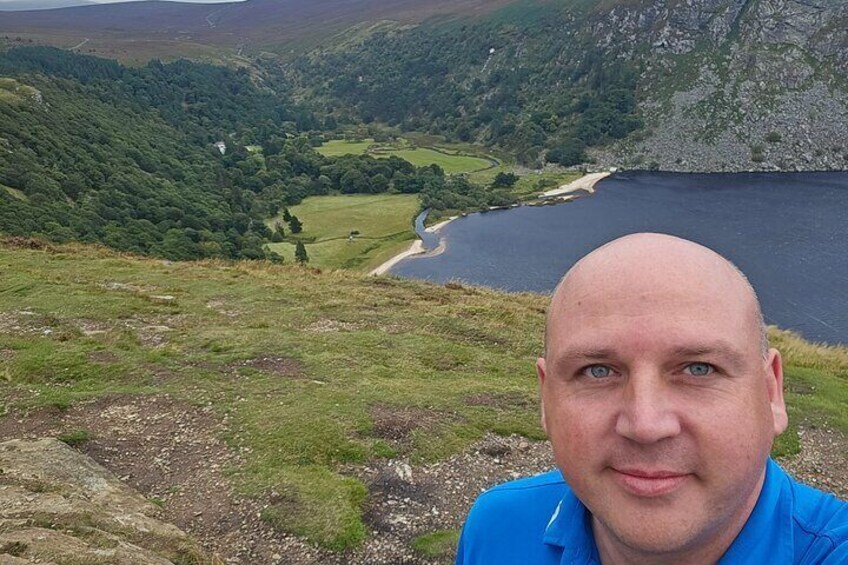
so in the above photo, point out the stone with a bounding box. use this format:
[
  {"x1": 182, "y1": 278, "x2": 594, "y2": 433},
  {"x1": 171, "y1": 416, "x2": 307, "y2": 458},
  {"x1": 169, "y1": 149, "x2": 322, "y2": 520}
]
[{"x1": 0, "y1": 438, "x2": 217, "y2": 564}]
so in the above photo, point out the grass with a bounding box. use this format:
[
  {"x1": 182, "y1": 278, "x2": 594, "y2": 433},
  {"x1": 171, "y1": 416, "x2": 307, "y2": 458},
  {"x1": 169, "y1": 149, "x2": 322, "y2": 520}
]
[
  {"x1": 266, "y1": 194, "x2": 420, "y2": 271},
  {"x1": 315, "y1": 139, "x2": 376, "y2": 157},
  {"x1": 0, "y1": 239, "x2": 546, "y2": 549},
  {"x1": 316, "y1": 138, "x2": 496, "y2": 174},
  {"x1": 469, "y1": 167, "x2": 583, "y2": 199},
  {"x1": 412, "y1": 529, "x2": 460, "y2": 561},
  {"x1": 2, "y1": 184, "x2": 28, "y2": 202},
  {"x1": 58, "y1": 429, "x2": 92, "y2": 447},
  {"x1": 377, "y1": 147, "x2": 492, "y2": 174},
  {"x1": 0, "y1": 239, "x2": 844, "y2": 553},
  {"x1": 0, "y1": 77, "x2": 39, "y2": 106}
]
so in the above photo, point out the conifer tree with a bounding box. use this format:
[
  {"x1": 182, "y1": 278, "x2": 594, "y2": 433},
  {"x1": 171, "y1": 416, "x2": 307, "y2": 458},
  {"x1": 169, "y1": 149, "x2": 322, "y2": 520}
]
[{"x1": 295, "y1": 241, "x2": 309, "y2": 264}]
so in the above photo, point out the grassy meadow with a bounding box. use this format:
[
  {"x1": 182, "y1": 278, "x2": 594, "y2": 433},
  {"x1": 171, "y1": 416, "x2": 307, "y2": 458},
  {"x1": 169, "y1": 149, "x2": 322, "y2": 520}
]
[
  {"x1": 265, "y1": 194, "x2": 420, "y2": 271},
  {"x1": 316, "y1": 138, "x2": 495, "y2": 174},
  {"x1": 0, "y1": 239, "x2": 547, "y2": 551},
  {"x1": 315, "y1": 139, "x2": 376, "y2": 157},
  {"x1": 316, "y1": 137, "x2": 583, "y2": 199}
]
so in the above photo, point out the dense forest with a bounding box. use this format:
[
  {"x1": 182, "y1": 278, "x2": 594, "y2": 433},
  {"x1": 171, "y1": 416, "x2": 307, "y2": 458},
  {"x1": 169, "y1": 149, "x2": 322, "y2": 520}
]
[
  {"x1": 288, "y1": 7, "x2": 644, "y2": 166},
  {"x1": 0, "y1": 47, "x2": 512, "y2": 260}
]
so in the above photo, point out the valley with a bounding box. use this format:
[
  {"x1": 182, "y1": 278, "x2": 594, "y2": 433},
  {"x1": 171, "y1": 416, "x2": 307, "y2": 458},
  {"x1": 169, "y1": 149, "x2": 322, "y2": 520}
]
[{"x1": 0, "y1": 1, "x2": 847, "y2": 563}]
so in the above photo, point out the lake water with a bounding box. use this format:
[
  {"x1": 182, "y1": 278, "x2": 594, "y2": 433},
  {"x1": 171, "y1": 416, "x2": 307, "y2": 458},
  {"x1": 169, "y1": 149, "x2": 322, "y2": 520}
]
[{"x1": 393, "y1": 171, "x2": 848, "y2": 345}]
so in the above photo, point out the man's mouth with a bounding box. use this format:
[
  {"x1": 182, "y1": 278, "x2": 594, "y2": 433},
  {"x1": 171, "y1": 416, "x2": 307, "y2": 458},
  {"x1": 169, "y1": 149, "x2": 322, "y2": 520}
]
[{"x1": 611, "y1": 468, "x2": 691, "y2": 497}]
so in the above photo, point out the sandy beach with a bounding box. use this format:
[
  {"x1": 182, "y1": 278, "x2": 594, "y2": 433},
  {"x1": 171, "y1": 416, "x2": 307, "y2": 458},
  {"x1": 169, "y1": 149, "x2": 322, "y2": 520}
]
[
  {"x1": 370, "y1": 217, "x2": 455, "y2": 276},
  {"x1": 541, "y1": 171, "x2": 611, "y2": 198}
]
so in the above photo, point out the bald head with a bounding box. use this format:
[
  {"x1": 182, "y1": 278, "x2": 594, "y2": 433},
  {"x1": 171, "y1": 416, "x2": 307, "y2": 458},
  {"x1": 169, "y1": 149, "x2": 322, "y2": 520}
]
[{"x1": 544, "y1": 233, "x2": 767, "y2": 357}]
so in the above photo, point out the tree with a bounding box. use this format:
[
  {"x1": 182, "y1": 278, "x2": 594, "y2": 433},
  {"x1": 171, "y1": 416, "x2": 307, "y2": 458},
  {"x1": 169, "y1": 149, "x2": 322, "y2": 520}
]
[
  {"x1": 295, "y1": 240, "x2": 309, "y2": 264},
  {"x1": 274, "y1": 221, "x2": 285, "y2": 238},
  {"x1": 492, "y1": 172, "x2": 519, "y2": 188},
  {"x1": 288, "y1": 215, "x2": 303, "y2": 234},
  {"x1": 282, "y1": 207, "x2": 292, "y2": 222}
]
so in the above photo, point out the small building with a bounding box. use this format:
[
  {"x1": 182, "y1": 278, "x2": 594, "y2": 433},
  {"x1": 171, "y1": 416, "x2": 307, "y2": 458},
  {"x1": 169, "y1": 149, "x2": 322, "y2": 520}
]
[{"x1": 213, "y1": 141, "x2": 227, "y2": 155}]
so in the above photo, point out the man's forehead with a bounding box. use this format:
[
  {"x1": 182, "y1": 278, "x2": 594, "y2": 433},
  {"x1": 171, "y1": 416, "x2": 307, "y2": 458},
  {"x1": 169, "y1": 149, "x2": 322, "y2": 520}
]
[
  {"x1": 545, "y1": 234, "x2": 762, "y2": 351},
  {"x1": 556, "y1": 236, "x2": 744, "y2": 303}
]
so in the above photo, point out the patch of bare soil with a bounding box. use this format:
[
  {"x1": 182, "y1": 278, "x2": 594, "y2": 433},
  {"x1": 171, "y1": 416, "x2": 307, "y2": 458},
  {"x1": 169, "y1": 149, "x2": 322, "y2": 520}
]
[
  {"x1": 0, "y1": 395, "x2": 323, "y2": 564},
  {"x1": 369, "y1": 404, "x2": 446, "y2": 442},
  {"x1": 337, "y1": 434, "x2": 555, "y2": 565},
  {"x1": 781, "y1": 424, "x2": 848, "y2": 500}
]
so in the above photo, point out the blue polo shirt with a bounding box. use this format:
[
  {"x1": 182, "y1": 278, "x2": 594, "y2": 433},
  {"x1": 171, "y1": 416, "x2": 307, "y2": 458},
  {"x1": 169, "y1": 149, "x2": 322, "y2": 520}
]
[{"x1": 456, "y1": 459, "x2": 848, "y2": 564}]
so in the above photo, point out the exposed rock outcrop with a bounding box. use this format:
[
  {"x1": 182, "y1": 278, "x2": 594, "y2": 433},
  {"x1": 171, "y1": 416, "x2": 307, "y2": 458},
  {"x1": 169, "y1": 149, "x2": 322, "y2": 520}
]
[
  {"x1": 0, "y1": 438, "x2": 216, "y2": 564},
  {"x1": 590, "y1": 0, "x2": 848, "y2": 172}
]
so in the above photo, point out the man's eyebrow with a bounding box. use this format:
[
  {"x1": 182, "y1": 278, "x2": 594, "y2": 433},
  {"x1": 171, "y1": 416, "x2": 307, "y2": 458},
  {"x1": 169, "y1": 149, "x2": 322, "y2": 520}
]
[
  {"x1": 550, "y1": 348, "x2": 617, "y2": 369},
  {"x1": 670, "y1": 343, "x2": 747, "y2": 367}
]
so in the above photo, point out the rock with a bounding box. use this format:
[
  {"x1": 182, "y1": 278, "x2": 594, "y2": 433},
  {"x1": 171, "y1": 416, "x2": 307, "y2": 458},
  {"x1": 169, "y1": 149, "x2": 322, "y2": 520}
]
[
  {"x1": 588, "y1": 0, "x2": 848, "y2": 173},
  {"x1": 0, "y1": 438, "x2": 217, "y2": 564}
]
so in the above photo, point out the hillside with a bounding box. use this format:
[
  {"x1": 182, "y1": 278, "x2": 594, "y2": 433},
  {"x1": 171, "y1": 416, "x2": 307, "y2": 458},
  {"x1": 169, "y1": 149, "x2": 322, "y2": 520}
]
[
  {"x1": 0, "y1": 0, "x2": 517, "y2": 62},
  {"x1": 289, "y1": 0, "x2": 848, "y2": 172},
  {"x1": 1, "y1": 48, "x2": 515, "y2": 263},
  {"x1": 0, "y1": 238, "x2": 846, "y2": 563},
  {"x1": 3, "y1": 1, "x2": 846, "y2": 171}
]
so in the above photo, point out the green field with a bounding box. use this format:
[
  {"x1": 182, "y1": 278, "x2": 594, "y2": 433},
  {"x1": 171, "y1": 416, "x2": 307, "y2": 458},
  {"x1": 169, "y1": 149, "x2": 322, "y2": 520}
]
[
  {"x1": 375, "y1": 147, "x2": 492, "y2": 174},
  {"x1": 0, "y1": 240, "x2": 845, "y2": 556},
  {"x1": 317, "y1": 139, "x2": 495, "y2": 174},
  {"x1": 315, "y1": 139, "x2": 376, "y2": 157},
  {"x1": 266, "y1": 194, "x2": 419, "y2": 271}
]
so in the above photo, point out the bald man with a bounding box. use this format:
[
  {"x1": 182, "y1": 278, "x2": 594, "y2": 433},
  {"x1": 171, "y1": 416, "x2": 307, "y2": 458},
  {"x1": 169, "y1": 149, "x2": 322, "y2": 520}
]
[{"x1": 456, "y1": 234, "x2": 848, "y2": 564}]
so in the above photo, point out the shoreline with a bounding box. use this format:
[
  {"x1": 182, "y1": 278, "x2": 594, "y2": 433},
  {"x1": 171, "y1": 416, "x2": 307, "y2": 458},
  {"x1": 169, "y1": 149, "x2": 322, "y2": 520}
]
[
  {"x1": 370, "y1": 172, "x2": 613, "y2": 276},
  {"x1": 369, "y1": 217, "x2": 456, "y2": 276},
  {"x1": 540, "y1": 171, "x2": 611, "y2": 198}
]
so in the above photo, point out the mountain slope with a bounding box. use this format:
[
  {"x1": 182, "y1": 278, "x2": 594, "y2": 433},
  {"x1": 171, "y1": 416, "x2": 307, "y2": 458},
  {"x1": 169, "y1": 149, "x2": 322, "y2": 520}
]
[{"x1": 288, "y1": 0, "x2": 848, "y2": 171}]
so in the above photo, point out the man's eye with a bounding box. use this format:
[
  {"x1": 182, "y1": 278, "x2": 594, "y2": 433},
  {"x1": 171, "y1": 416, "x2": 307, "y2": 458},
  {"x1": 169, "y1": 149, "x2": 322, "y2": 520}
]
[
  {"x1": 685, "y1": 362, "x2": 714, "y2": 376},
  {"x1": 582, "y1": 365, "x2": 612, "y2": 378}
]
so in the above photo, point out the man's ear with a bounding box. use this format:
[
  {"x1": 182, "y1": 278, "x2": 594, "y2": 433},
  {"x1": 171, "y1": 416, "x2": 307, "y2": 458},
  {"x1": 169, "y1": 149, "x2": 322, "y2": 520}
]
[
  {"x1": 765, "y1": 348, "x2": 788, "y2": 436},
  {"x1": 537, "y1": 357, "x2": 548, "y2": 435}
]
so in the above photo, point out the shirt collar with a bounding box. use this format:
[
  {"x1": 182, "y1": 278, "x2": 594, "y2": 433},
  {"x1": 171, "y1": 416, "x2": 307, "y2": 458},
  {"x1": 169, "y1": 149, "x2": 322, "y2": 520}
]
[
  {"x1": 542, "y1": 459, "x2": 793, "y2": 564},
  {"x1": 717, "y1": 458, "x2": 794, "y2": 563},
  {"x1": 543, "y1": 480, "x2": 599, "y2": 564}
]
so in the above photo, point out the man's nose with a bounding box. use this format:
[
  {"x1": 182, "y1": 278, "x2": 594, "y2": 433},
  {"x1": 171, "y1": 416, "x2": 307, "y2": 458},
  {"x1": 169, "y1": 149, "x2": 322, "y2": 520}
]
[{"x1": 614, "y1": 373, "x2": 681, "y2": 444}]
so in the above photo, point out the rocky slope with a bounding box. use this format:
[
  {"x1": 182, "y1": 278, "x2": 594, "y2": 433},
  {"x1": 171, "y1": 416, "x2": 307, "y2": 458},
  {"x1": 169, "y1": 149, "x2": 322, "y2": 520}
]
[{"x1": 591, "y1": 0, "x2": 848, "y2": 172}]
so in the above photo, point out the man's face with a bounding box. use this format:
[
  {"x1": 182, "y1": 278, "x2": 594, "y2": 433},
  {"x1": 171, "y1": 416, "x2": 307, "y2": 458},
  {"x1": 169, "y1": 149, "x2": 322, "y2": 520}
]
[{"x1": 538, "y1": 240, "x2": 787, "y2": 560}]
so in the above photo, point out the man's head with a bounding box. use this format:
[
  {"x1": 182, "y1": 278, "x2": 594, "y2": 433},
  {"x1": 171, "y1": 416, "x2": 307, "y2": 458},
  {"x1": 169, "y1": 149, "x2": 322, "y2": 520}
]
[{"x1": 537, "y1": 233, "x2": 788, "y2": 563}]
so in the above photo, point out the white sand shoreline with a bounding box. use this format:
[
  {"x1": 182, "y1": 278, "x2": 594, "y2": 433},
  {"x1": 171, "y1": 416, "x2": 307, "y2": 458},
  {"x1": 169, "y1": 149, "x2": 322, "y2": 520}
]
[
  {"x1": 369, "y1": 217, "x2": 457, "y2": 276},
  {"x1": 541, "y1": 171, "x2": 611, "y2": 198}
]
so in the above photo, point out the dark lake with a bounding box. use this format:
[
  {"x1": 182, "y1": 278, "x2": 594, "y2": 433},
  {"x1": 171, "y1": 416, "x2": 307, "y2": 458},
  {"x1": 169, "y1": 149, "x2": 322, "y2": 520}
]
[{"x1": 392, "y1": 171, "x2": 848, "y2": 345}]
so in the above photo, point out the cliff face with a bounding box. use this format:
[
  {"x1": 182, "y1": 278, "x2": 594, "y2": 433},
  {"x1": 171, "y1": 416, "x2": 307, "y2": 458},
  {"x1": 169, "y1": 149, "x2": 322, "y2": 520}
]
[{"x1": 589, "y1": 0, "x2": 848, "y2": 172}]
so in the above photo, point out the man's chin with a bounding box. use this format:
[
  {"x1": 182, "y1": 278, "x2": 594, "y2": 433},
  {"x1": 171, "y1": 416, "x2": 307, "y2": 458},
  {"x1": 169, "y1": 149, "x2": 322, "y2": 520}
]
[{"x1": 595, "y1": 513, "x2": 704, "y2": 558}]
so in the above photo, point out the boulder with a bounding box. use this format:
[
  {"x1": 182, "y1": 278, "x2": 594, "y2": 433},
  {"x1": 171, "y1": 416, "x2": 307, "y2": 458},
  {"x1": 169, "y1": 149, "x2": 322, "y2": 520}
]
[{"x1": 0, "y1": 438, "x2": 216, "y2": 564}]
